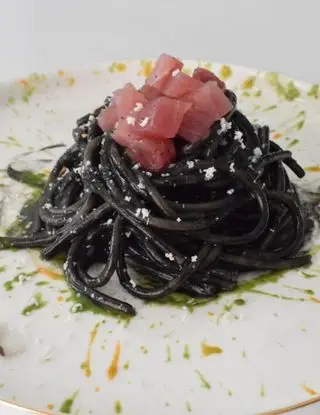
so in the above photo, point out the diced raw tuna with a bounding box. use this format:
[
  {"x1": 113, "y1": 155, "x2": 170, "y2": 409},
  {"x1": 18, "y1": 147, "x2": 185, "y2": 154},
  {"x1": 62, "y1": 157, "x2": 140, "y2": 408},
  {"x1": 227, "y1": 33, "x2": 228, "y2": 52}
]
[
  {"x1": 179, "y1": 82, "x2": 232, "y2": 142},
  {"x1": 146, "y1": 54, "x2": 183, "y2": 91},
  {"x1": 140, "y1": 84, "x2": 162, "y2": 100},
  {"x1": 178, "y1": 107, "x2": 212, "y2": 142},
  {"x1": 193, "y1": 67, "x2": 225, "y2": 90},
  {"x1": 184, "y1": 81, "x2": 232, "y2": 119},
  {"x1": 113, "y1": 118, "x2": 140, "y2": 147},
  {"x1": 127, "y1": 138, "x2": 176, "y2": 172},
  {"x1": 97, "y1": 104, "x2": 118, "y2": 132},
  {"x1": 162, "y1": 71, "x2": 203, "y2": 99},
  {"x1": 113, "y1": 83, "x2": 147, "y2": 120},
  {"x1": 132, "y1": 97, "x2": 192, "y2": 139}
]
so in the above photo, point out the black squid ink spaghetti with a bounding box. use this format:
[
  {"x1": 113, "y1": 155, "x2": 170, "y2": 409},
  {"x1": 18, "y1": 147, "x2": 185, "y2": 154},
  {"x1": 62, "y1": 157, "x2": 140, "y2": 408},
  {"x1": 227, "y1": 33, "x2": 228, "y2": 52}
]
[{"x1": 0, "y1": 54, "x2": 313, "y2": 315}]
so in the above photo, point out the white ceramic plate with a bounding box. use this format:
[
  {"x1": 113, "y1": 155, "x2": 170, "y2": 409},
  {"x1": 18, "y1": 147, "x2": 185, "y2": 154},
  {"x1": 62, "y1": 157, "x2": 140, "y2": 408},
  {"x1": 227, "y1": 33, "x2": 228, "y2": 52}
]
[{"x1": 0, "y1": 60, "x2": 320, "y2": 415}]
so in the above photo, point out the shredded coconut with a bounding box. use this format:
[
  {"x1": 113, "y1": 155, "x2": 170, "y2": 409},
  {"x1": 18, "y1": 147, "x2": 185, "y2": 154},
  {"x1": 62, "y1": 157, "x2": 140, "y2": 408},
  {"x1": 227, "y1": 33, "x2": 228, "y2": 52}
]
[
  {"x1": 186, "y1": 161, "x2": 195, "y2": 169},
  {"x1": 191, "y1": 255, "x2": 198, "y2": 263}
]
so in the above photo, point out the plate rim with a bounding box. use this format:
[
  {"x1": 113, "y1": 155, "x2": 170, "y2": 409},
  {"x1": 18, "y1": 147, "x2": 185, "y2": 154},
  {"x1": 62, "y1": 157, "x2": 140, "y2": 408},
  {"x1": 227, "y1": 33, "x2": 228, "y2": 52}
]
[{"x1": 0, "y1": 59, "x2": 319, "y2": 415}]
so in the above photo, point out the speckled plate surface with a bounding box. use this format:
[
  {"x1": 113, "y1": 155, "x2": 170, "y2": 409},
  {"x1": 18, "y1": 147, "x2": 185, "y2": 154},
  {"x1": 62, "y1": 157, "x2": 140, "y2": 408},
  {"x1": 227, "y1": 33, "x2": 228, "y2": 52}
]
[{"x1": 0, "y1": 60, "x2": 320, "y2": 415}]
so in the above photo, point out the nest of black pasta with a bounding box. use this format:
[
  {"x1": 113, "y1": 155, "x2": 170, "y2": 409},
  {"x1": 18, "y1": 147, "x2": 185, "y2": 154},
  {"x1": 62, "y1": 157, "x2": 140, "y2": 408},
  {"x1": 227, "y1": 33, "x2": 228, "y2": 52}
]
[{"x1": 1, "y1": 91, "x2": 312, "y2": 315}]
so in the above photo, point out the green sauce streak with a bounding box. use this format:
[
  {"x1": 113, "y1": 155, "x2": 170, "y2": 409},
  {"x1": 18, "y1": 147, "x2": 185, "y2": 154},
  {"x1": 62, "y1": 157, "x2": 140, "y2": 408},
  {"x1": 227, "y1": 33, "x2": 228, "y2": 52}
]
[
  {"x1": 308, "y1": 84, "x2": 319, "y2": 99},
  {"x1": 301, "y1": 271, "x2": 318, "y2": 279},
  {"x1": 17, "y1": 171, "x2": 47, "y2": 188},
  {"x1": 35, "y1": 281, "x2": 49, "y2": 286},
  {"x1": 250, "y1": 289, "x2": 305, "y2": 301},
  {"x1": 0, "y1": 266, "x2": 7, "y2": 273},
  {"x1": 21, "y1": 292, "x2": 48, "y2": 316},
  {"x1": 123, "y1": 361, "x2": 130, "y2": 370},
  {"x1": 309, "y1": 245, "x2": 320, "y2": 256},
  {"x1": 166, "y1": 344, "x2": 172, "y2": 363},
  {"x1": 287, "y1": 139, "x2": 299, "y2": 148},
  {"x1": 260, "y1": 384, "x2": 266, "y2": 397},
  {"x1": 228, "y1": 389, "x2": 233, "y2": 396},
  {"x1": 5, "y1": 189, "x2": 43, "y2": 237},
  {"x1": 263, "y1": 104, "x2": 277, "y2": 112},
  {"x1": 114, "y1": 400, "x2": 122, "y2": 414},
  {"x1": 59, "y1": 390, "x2": 79, "y2": 414},
  {"x1": 265, "y1": 72, "x2": 300, "y2": 101},
  {"x1": 237, "y1": 269, "x2": 285, "y2": 293},
  {"x1": 66, "y1": 290, "x2": 132, "y2": 323},
  {"x1": 0, "y1": 136, "x2": 22, "y2": 148},
  {"x1": 0, "y1": 384, "x2": 4, "y2": 389},
  {"x1": 183, "y1": 344, "x2": 190, "y2": 360},
  {"x1": 284, "y1": 285, "x2": 314, "y2": 295},
  {"x1": 295, "y1": 120, "x2": 305, "y2": 131},
  {"x1": 152, "y1": 292, "x2": 212, "y2": 312},
  {"x1": 7, "y1": 96, "x2": 15, "y2": 106},
  {"x1": 140, "y1": 345, "x2": 148, "y2": 354},
  {"x1": 195, "y1": 370, "x2": 211, "y2": 389},
  {"x1": 185, "y1": 402, "x2": 192, "y2": 412},
  {"x1": 4, "y1": 270, "x2": 38, "y2": 291},
  {"x1": 241, "y1": 350, "x2": 247, "y2": 358}
]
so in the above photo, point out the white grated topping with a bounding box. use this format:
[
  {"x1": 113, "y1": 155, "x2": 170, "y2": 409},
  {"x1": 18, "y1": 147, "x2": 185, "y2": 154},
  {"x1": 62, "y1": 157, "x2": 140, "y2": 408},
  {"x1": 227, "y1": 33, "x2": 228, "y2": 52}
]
[
  {"x1": 145, "y1": 171, "x2": 152, "y2": 177},
  {"x1": 229, "y1": 162, "x2": 235, "y2": 173},
  {"x1": 186, "y1": 161, "x2": 195, "y2": 169},
  {"x1": 130, "y1": 279, "x2": 137, "y2": 288},
  {"x1": 204, "y1": 166, "x2": 216, "y2": 181},
  {"x1": 125, "y1": 231, "x2": 132, "y2": 238},
  {"x1": 133, "y1": 163, "x2": 141, "y2": 170},
  {"x1": 126, "y1": 116, "x2": 136, "y2": 126},
  {"x1": 227, "y1": 188, "x2": 234, "y2": 195},
  {"x1": 165, "y1": 252, "x2": 175, "y2": 262},
  {"x1": 135, "y1": 208, "x2": 141, "y2": 217},
  {"x1": 139, "y1": 117, "x2": 149, "y2": 128},
  {"x1": 172, "y1": 69, "x2": 180, "y2": 77},
  {"x1": 133, "y1": 102, "x2": 144, "y2": 112},
  {"x1": 191, "y1": 255, "x2": 198, "y2": 263},
  {"x1": 251, "y1": 147, "x2": 263, "y2": 164},
  {"x1": 106, "y1": 218, "x2": 113, "y2": 226},
  {"x1": 137, "y1": 181, "x2": 145, "y2": 189},
  {"x1": 234, "y1": 130, "x2": 246, "y2": 149},
  {"x1": 89, "y1": 115, "x2": 95, "y2": 122},
  {"x1": 176, "y1": 217, "x2": 182, "y2": 222},
  {"x1": 218, "y1": 118, "x2": 232, "y2": 134},
  {"x1": 124, "y1": 196, "x2": 132, "y2": 202},
  {"x1": 141, "y1": 208, "x2": 150, "y2": 219},
  {"x1": 115, "y1": 121, "x2": 119, "y2": 128},
  {"x1": 44, "y1": 202, "x2": 52, "y2": 209},
  {"x1": 253, "y1": 147, "x2": 262, "y2": 158},
  {"x1": 63, "y1": 261, "x2": 68, "y2": 271}
]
